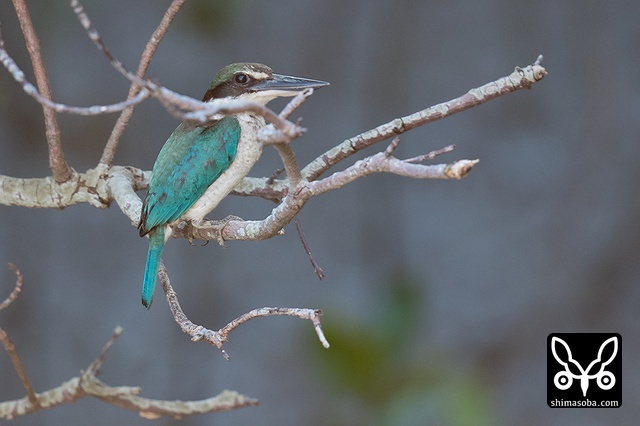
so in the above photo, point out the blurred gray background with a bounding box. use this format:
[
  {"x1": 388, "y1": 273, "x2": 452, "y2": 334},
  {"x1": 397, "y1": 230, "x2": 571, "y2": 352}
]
[{"x1": 1, "y1": 1, "x2": 639, "y2": 425}]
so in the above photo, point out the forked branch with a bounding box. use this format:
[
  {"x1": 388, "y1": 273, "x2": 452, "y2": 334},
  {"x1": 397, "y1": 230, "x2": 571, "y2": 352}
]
[
  {"x1": 0, "y1": 265, "x2": 257, "y2": 419},
  {"x1": 158, "y1": 262, "x2": 329, "y2": 361},
  {"x1": 0, "y1": 327, "x2": 258, "y2": 419},
  {"x1": 301, "y1": 56, "x2": 546, "y2": 181}
]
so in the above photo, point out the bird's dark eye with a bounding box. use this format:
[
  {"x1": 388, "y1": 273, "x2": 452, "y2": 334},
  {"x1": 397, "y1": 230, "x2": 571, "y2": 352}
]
[{"x1": 234, "y1": 73, "x2": 249, "y2": 84}]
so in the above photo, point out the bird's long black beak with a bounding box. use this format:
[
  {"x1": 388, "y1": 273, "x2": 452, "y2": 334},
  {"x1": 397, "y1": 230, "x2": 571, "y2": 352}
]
[{"x1": 253, "y1": 73, "x2": 329, "y2": 92}]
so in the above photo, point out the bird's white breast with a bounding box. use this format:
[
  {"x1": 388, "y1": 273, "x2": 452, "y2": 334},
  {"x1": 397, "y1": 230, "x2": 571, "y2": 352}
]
[{"x1": 182, "y1": 113, "x2": 265, "y2": 222}]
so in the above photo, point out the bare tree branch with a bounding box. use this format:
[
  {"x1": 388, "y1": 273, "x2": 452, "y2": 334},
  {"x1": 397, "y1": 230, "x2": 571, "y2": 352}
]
[
  {"x1": 0, "y1": 56, "x2": 545, "y2": 251},
  {"x1": 310, "y1": 154, "x2": 479, "y2": 195},
  {"x1": 219, "y1": 307, "x2": 329, "y2": 349},
  {"x1": 11, "y1": 0, "x2": 72, "y2": 182},
  {"x1": 158, "y1": 262, "x2": 329, "y2": 360},
  {"x1": 0, "y1": 263, "x2": 23, "y2": 313},
  {"x1": 272, "y1": 137, "x2": 303, "y2": 185},
  {"x1": 0, "y1": 262, "x2": 258, "y2": 419},
  {"x1": 0, "y1": 328, "x2": 40, "y2": 411},
  {"x1": 0, "y1": 326, "x2": 258, "y2": 419},
  {"x1": 404, "y1": 144, "x2": 456, "y2": 163},
  {"x1": 69, "y1": 0, "x2": 305, "y2": 138},
  {"x1": 0, "y1": 165, "x2": 111, "y2": 209},
  {"x1": 108, "y1": 166, "x2": 150, "y2": 225},
  {"x1": 101, "y1": 0, "x2": 187, "y2": 166},
  {"x1": 0, "y1": 264, "x2": 38, "y2": 408},
  {"x1": 231, "y1": 176, "x2": 289, "y2": 201},
  {"x1": 174, "y1": 153, "x2": 477, "y2": 244},
  {"x1": 237, "y1": 58, "x2": 545, "y2": 202},
  {"x1": 2, "y1": 30, "x2": 298, "y2": 137},
  {"x1": 263, "y1": 88, "x2": 316, "y2": 186},
  {"x1": 1, "y1": 4, "x2": 544, "y2": 363},
  {"x1": 295, "y1": 218, "x2": 325, "y2": 280},
  {"x1": 0, "y1": 0, "x2": 551, "y2": 419},
  {"x1": 0, "y1": 26, "x2": 152, "y2": 115},
  {"x1": 301, "y1": 58, "x2": 547, "y2": 181}
]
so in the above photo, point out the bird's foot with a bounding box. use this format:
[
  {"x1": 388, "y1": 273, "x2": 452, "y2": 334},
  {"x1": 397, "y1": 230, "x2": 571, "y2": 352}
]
[
  {"x1": 209, "y1": 215, "x2": 243, "y2": 247},
  {"x1": 181, "y1": 221, "x2": 198, "y2": 246}
]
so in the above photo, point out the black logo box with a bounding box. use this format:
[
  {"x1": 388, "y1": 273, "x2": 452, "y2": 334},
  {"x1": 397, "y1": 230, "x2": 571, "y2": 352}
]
[{"x1": 547, "y1": 333, "x2": 621, "y2": 408}]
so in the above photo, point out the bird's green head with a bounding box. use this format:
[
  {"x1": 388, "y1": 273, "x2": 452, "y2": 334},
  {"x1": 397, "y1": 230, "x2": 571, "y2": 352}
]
[{"x1": 202, "y1": 62, "x2": 328, "y2": 105}]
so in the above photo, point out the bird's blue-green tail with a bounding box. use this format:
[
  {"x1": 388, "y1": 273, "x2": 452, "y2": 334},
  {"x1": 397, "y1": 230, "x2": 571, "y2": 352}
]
[{"x1": 142, "y1": 226, "x2": 165, "y2": 309}]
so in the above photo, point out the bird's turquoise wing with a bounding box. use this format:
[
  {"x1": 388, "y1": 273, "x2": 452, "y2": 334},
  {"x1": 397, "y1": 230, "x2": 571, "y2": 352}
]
[{"x1": 139, "y1": 116, "x2": 241, "y2": 235}]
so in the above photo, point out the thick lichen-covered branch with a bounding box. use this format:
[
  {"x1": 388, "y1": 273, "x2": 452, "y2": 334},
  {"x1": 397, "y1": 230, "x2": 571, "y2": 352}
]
[{"x1": 0, "y1": 166, "x2": 110, "y2": 209}]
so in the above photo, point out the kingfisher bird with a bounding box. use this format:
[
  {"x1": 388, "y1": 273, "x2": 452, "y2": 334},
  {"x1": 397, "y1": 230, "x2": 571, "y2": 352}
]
[{"x1": 138, "y1": 62, "x2": 328, "y2": 308}]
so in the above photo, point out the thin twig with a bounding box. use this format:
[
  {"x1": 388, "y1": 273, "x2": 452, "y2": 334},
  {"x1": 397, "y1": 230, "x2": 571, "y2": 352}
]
[
  {"x1": 404, "y1": 144, "x2": 456, "y2": 163},
  {"x1": 0, "y1": 28, "x2": 151, "y2": 115},
  {"x1": 310, "y1": 154, "x2": 478, "y2": 196},
  {"x1": 266, "y1": 168, "x2": 284, "y2": 186},
  {"x1": 273, "y1": 144, "x2": 302, "y2": 185},
  {"x1": 158, "y1": 261, "x2": 329, "y2": 357},
  {"x1": 218, "y1": 307, "x2": 330, "y2": 350},
  {"x1": 157, "y1": 261, "x2": 229, "y2": 357},
  {"x1": 279, "y1": 88, "x2": 315, "y2": 120},
  {"x1": 0, "y1": 263, "x2": 23, "y2": 312},
  {"x1": 70, "y1": 0, "x2": 182, "y2": 115},
  {"x1": 0, "y1": 328, "x2": 40, "y2": 409},
  {"x1": 0, "y1": 263, "x2": 38, "y2": 408},
  {"x1": 85, "y1": 326, "x2": 123, "y2": 375},
  {"x1": 101, "y1": 0, "x2": 187, "y2": 166},
  {"x1": 69, "y1": 0, "x2": 133, "y2": 83},
  {"x1": 384, "y1": 136, "x2": 401, "y2": 156},
  {"x1": 12, "y1": 0, "x2": 71, "y2": 182},
  {"x1": 70, "y1": 0, "x2": 303, "y2": 136},
  {"x1": 184, "y1": 98, "x2": 304, "y2": 137},
  {"x1": 295, "y1": 218, "x2": 325, "y2": 280},
  {"x1": 268, "y1": 89, "x2": 314, "y2": 185},
  {"x1": 534, "y1": 54, "x2": 544, "y2": 66}
]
